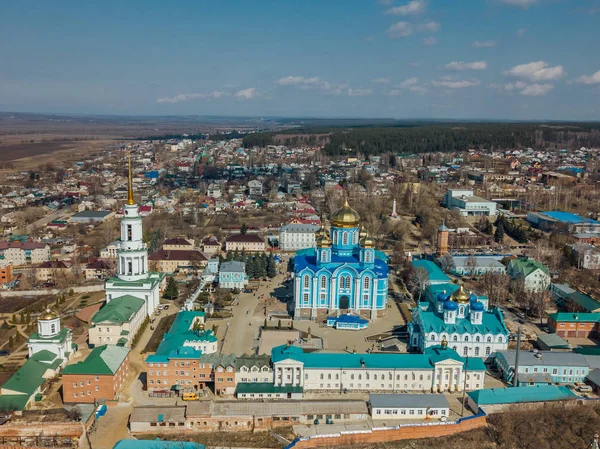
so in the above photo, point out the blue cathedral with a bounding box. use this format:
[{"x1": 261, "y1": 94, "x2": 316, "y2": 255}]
[{"x1": 293, "y1": 200, "x2": 390, "y2": 323}]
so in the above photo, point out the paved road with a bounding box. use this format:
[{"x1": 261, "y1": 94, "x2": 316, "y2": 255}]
[
  {"x1": 26, "y1": 209, "x2": 65, "y2": 233},
  {"x1": 87, "y1": 404, "x2": 132, "y2": 449}
]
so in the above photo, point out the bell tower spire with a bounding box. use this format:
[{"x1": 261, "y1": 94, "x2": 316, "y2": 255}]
[{"x1": 127, "y1": 150, "x2": 135, "y2": 206}]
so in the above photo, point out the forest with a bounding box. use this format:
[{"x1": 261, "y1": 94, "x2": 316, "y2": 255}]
[{"x1": 242, "y1": 122, "x2": 600, "y2": 155}]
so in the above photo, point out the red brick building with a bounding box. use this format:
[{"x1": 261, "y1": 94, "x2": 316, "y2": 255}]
[
  {"x1": 62, "y1": 345, "x2": 130, "y2": 403},
  {"x1": 547, "y1": 312, "x2": 600, "y2": 338}
]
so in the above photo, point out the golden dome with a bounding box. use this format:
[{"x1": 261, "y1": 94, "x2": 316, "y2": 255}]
[
  {"x1": 39, "y1": 308, "x2": 59, "y2": 321},
  {"x1": 359, "y1": 226, "x2": 368, "y2": 240},
  {"x1": 330, "y1": 199, "x2": 360, "y2": 228},
  {"x1": 359, "y1": 229, "x2": 376, "y2": 248},
  {"x1": 315, "y1": 226, "x2": 332, "y2": 247},
  {"x1": 451, "y1": 285, "x2": 470, "y2": 304}
]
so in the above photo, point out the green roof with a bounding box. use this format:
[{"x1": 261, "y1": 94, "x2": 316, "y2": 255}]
[
  {"x1": 537, "y1": 333, "x2": 571, "y2": 349},
  {"x1": 468, "y1": 385, "x2": 576, "y2": 406},
  {"x1": 63, "y1": 345, "x2": 129, "y2": 375},
  {"x1": 567, "y1": 292, "x2": 600, "y2": 312},
  {"x1": 91, "y1": 295, "x2": 145, "y2": 325},
  {"x1": 106, "y1": 276, "x2": 161, "y2": 288},
  {"x1": 548, "y1": 312, "x2": 600, "y2": 323},
  {"x1": 28, "y1": 327, "x2": 70, "y2": 343},
  {"x1": 0, "y1": 350, "x2": 61, "y2": 409},
  {"x1": 236, "y1": 382, "x2": 303, "y2": 394},
  {"x1": 508, "y1": 259, "x2": 550, "y2": 277}
]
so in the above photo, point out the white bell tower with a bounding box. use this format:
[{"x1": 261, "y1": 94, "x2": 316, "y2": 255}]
[{"x1": 116, "y1": 152, "x2": 149, "y2": 282}]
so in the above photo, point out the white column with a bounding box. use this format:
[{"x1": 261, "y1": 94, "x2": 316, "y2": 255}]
[
  {"x1": 354, "y1": 278, "x2": 360, "y2": 311},
  {"x1": 330, "y1": 277, "x2": 336, "y2": 311},
  {"x1": 312, "y1": 278, "x2": 318, "y2": 316}
]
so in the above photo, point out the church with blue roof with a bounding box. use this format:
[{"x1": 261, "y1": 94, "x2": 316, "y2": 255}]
[
  {"x1": 293, "y1": 200, "x2": 389, "y2": 322},
  {"x1": 408, "y1": 262, "x2": 510, "y2": 359}
]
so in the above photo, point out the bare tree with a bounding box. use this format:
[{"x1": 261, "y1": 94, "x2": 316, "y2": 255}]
[
  {"x1": 466, "y1": 253, "x2": 478, "y2": 278},
  {"x1": 408, "y1": 267, "x2": 429, "y2": 301},
  {"x1": 438, "y1": 254, "x2": 456, "y2": 273},
  {"x1": 481, "y1": 272, "x2": 510, "y2": 307}
]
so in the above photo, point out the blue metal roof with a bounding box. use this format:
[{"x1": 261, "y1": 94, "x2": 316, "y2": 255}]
[
  {"x1": 294, "y1": 249, "x2": 389, "y2": 278},
  {"x1": 541, "y1": 211, "x2": 599, "y2": 224},
  {"x1": 327, "y1": 314, "x2": 368, "y2": 324},
  {"x1": 113, "y1": 440, "x2": 204, "y2": 449}
]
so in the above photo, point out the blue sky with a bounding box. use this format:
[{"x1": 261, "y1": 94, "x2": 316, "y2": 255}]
[{"x1": 1, "y1": 0, "x2": 599, "y2": 120}]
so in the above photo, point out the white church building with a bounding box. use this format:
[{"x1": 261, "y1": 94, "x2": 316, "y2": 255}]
[
  {"x1": 104, "y1": 153, "x2": 164, "y2": 317},
  {"x1": 27, "y1": 308, "x2": 75, "y2": 369}
]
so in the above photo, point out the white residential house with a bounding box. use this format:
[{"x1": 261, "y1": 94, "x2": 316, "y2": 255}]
[{"x1": 279, "y1": 224, "x2": 320, "y2": 252}]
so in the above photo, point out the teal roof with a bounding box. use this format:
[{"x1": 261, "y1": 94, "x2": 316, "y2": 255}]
[
  {"x1": 412, "y1": 260, "x2": 450, "y2": 283},
  {"x1": 271, "y1": 345, "x2": 484, "y2": 371},
  {"x1": 113, "y1": 440, "x2": 204, "y2": 449},
  {"x1": 414, "y1": 307, "x2": 510, "y2": 336},
  {"x1": 91, "y1": 296, "x2": 145, "y2": 325},
  {"x1": 548, "y1": 312, "x2": 600, "y2": 323},
  {"x1": 0, "y1": 394, "x2": 30, "y2": 411},
  {"x1": 145, "y1": 311, "x2": 215, "y2": 364},
  {"x1": 63, "y1": 345, "x2": 129, "y2": 375},
  {"x1": 468, "y1": 385, "x2": 576, "y2": 406},
  {"x1": 567, "y1": 292, "x2": 600, "y2": 312},
  {"x1": 106, "y1": 276, "x2": 161, "y2": 288},
  {"x1": 236, "y1": 382, "x2": 303, "y2": 394}
]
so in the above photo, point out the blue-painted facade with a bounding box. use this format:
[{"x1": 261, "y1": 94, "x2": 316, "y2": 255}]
[{"x1": 293, "y1": 224, "x2": 389, "y2": 321}]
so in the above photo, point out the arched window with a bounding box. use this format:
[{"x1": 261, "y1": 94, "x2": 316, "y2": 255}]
[
  {"x1": 365, "y1": 373, "x2": 370, "y2": 380},
  {"x1": 463, "y1": 347, "x2": 469, "y2": 356},
  {"x1": 351, "y1": 374, "x2": 355, "y2": 380},
  {"x1": 419, "y1": 374, "x2": 423, "y2": 381},
  {"x1": 342, "y1": 232, "x2": 349, "y2": 245},
  {"x1": 363, "y1": 276, "x2": 370, "y2": 290},
  {"x1": 335, "y1": 374, "x2": 339, "y2": 380},
  {"x1": 374, "y1": 374, "x2": 378, "y2": 380},
  {"x1": 304, "y1": 276, "x2": 310, "y2": 289},
  {"x1": 321, "y1": 276, "x2": 327, "y2": 289},
  {"x1": 51, "y1": 324, "x2": 56, "y2": 333},
  {"x1": 453, "y1": 335, "x2": 458, "y2": 341},
  {"x1": 464, "y1": 335, "x2": 469, "y2": 342},
  {"x1": 353, "y1": 231, "x2": 358, "y2": 244},
  {"x1": 485, "y1": 347, "x2": 491, "y2": 356},
  {"x1": 358, "y1": 374, "x2": 362, "y2": 380},
  {"x1": 411, "y1": 373, "x2": 416, "y2": 381},
  {"x1": 365, "y1": 251, "x2": 371, "y2": 262},
  {"x1": 498, "y1": 336, "x2": 503, "y2": 343},
  {"x1": 486, "y1": 336, "x2": 492, "y2": 343},
  {"x1": 475, "y1": 347, "x2": 480, "y2": 356},
  {"x1": 321, "y1": 252, "x2": 327, "y2": 262},
  {"x1": 320, "y1": 373, "x2": 324, "y2": 380},
  {"x1": 476, "y1": 336, "x2": 481, "y2": 342},
  {"x1": 430, "y1": 334, "x2": 436, "y2": 341},
  {"x1": 404, "y1": 374, "x2": 408, "y2": 380},
  {"x1": 328, "y1": 374, "x2": 331, "y2": 380},
  {"x1": 341, "y1": 276, "x2": 351, "y2": 289}
]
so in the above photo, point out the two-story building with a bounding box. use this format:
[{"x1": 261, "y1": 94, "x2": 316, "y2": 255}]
[
  {"x1": 218, "y1": 261, "x2": 248, "y2": 290},
  {"x1": 225, "y1": 234, "x2": 265, "y2": 253},
  {"x1": 88, "y1": 295, "x2": 146, "y2": 347}
]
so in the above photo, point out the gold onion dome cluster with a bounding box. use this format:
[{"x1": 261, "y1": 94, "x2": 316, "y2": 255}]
[
  {"x1": 315, "y1": 226, "x2": 332, "y2": 247},
  {"x1": 39, "y1": 308, "x2": 59, "y2": 320},
  {"x1": 330, "y1": 199, "x2": 360, "y2": 228},
  {"x1": 451, "y1": 284, "x2": 471, "y2": 304}
]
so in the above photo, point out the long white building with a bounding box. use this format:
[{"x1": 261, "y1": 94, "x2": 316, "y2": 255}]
[{"x1": 279, "y1": 224, "x2": 320, "y2": 252}]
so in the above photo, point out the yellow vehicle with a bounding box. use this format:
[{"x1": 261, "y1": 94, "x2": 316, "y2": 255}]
[{"x1": 182, "y1": 392, "x2": 199, "y2": 401}]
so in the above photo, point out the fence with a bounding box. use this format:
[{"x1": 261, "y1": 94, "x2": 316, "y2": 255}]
[
  {"x1": 284, "y1": 410, "x2": 487, "y2": 449},
  {"x1": 0, "y1": 284, "x2": 104, "y2": 297}
]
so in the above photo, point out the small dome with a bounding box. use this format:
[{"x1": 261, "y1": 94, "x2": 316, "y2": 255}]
[
  {"x1": 359, "y1": 227, "x2": 368, "y2": 240},
  {"x1": 437, "y1": 291, "x2": 449, "y2": 302},
  {"x1": 39, "y1": 308, "x2": 59, "y2": 321},
  {"x1": 451, "y1": 285, "x2": 471, "y2": 304},
  {"x1": 359, "y1": 229, "x2": 375, "y2": 248},
  {"x1": 330, "y1": 199, "x2": 360, "y2": 228},
  {"x1": 316, "y1": 227, "x2": 332, "y2": 248},
  {"x1": 471, "y1": 301, "x2": 484, "y2": 312},
  {"x1": 469, "y1": 293, "x2": 478, "y2": 302},
  {"x1": 444, "y1": 300, "x2": 458, "y2": 311}
]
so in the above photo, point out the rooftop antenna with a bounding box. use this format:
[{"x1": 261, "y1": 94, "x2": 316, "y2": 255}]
[{"x1": 127, "y1": 150, "x2": 135, "y2": 206}]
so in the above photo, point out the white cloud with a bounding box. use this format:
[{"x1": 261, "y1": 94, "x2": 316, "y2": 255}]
[
  {"x1": 156, "y1": 91, "x2": 228, "y2": 103},
  {"x1": 423, "y1": 36, "x2": 437, "y2": 46},
  {"x1": 505, "y1": 61, "x2": 564, "y2": 81},
  {"x1": 516, "y1": 27, "x2": 527, "y2": 37},
  {"x1": 398, "y1": 77, "x2": 419, "y2": 88},
  {"x1": 387, "y1": 21, "x2": 413, "y2": 38},
  {"x1": 275, "y1": 76, "x2": 330, "y2": 90},
  {"x1": 385, "y1": 0, "x2": 427, "y2": 15},
  {"x1": 499, "y1": 0, "x2": 537, "y2": 8},
  {"x1": 521, "y1": 83, "x2": 554, "y2": 96},
  {"x1": 575, "y1": 71, "x2": 600, "y2": 85},
  {"x1": 432, "y1": 80, "x2": 480, "y2": 88},
  {"x1": 235, "y1": 88, "x2": 257, "y2": 99},
  {"x1": 347, "y1": 88, "x2": 373, "y2": 97},
  {"x1": 372, "y1": 78, "x2": 391, "y2": 84},
  {"x1": 504, "y1": 81, "x2": 527, "y2": 91},
  {"x1": 388, "y1": 89, "x2": 402, "y2": 96},
  {"x1": 472, "y1": 40, "x2": 496, "y2": 48},
  {"x1": 445, "y1": 61, "x2": 487, "y2": 71},
  {"x1": 416, "y1": 21, "x2": 440, "y2": 33}
]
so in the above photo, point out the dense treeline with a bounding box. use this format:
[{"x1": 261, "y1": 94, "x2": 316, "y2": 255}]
[{"x1": 242, "y1": 122, "x2": 600, "y2": 154}]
